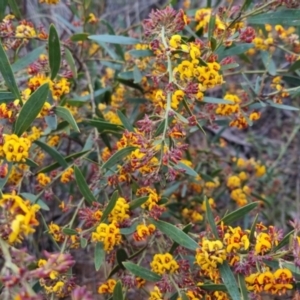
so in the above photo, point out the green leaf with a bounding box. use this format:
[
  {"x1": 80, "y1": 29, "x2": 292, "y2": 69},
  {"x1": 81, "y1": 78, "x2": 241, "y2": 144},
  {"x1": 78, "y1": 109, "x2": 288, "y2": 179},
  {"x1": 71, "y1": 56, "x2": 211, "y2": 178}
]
[
  {"x1": 48, "y1": 24, "x2": 61, "y2": 80},
  {"x1": 62, "y1": 228, "x2": 78, "y2": 235},
  {"x1": 208, "y1": 15, "x2": 216, "y2": 41},
  {"x1": 248, "y1": 9, "x2": 300, "y2": 26},
  {"x1": 151, "y1": 219, "x2": 199, "y2": 251},
  {"x1": 14, "y1": 83, "x2": 49, "y2": 136},
  {"x1": 261, "y1": 51, "x2": 276, "y2": 76},
  {"x1": 201, "y1": 284, "x2": 227, "y2": 291},
  {"x1": 97, "y1": 40, "x2": 119, "y2": 60},
  {"x1": 205, "y1": 197, "x2": 219, "y2": 238},
  {"x1": 113, "y1": 281, "x2": 123, "y2": 300},
  {"x1": 7, "y1": 0, "x2": 21, "y2": 19},
  {"x1": 0, "y1": 91, "x2": 14, "y2": 103},
  {"x1": 218, "y1": 43, "x2": 254, "y2": 60},
  {"x1": 249, "y1": 213, "x2": 259, "y2": 243},
  {"x1": 133, "y1": 65, "x2": 143, "y2": 84},
  {"x1": 203, "y1": 97, "x2": 231, "y2": 104},
  {"x1": 89, "y1": 34, "x2": 140, "y2": 45},
  {"x1": 0, "y1": 40, "x2": 21, "y2": 101},
  {"x1": 221, "y1": 63, "x2": 239, "y2": 71},
  {"x1": 122, "y1": 262, "x2": 161, "y2": 282},
  {"x1": 70, "y1": 88, "x2": 111, "y2": 102},
  {"x1": 102, "y1": 146, "x2": 136, "y2": 170},
  {"x1": 219, "y1": 261, "x2": 241, "y2": 300},
  {"x1": 274, "y1": 230, "x2": 294, "y2": 251},
  {"x1": 241, "y1": 0, "x2": 252, "y2": 11},
  {"x1": 70, "y1": 33, "x2": 89, "y2": 42},
  {"x1": 118, "y1": 71, "x2": 134, "y2": 80},
  {"x1": 120, "y1": 223, "x2": 138, "y2": 235},
  {"x1": 37, "y1": 150, "x2": 89, "y2": 174},
  {"x1": 129, "y1": 196, "x2": 149, "y2": 210},
  {"x1": 94, "y1": 242, "x2": 105, "y2": 271},
  {"x1": 289, "y1": 60, "x2": 300, "y2": 73},
  {"x1": 85, "y1": 119, "x2": 124, "y2": 133},
  {"x1": 174, "y1": 161, "x2": 198, "y2": 177},
  {"x1": 0, "y1": 0, "x2": 8, "y2": 20},
  {"x1": 169, "y1": 223, "x2": 192, "y2": 254},
  {"x1": 65, "y1": 48, "x2": 77, "y2": 79},
  {"x1": 54, "y1": 106, "x2": 80, "y2": 132},
  {"x1": 281, "y1": 261, "x2": 300, "y2": 277},
  {"x1": 199, "y1": 172, "x2": 215, "y2": 182},
  {"x1": 100, "y1": 190, "x2": 119, "y2": 222},
  {"x1": 74, "y1": 166, "x2": 96, "y2": 205},
  {"x1": 117, "y1": 110, "x2": 134, "y2": 132},
  {"x1": 80, "y1": 237, "x2": 88, "y2": 248},
  {"x1": 180, "y1": 293, "x2": 189, "y2": 300},
  {"x1": 21, "y1": 192, "x2": 50, "y2": 211},
  {"x1": 45, "y1": 115, "x2": 57, "y2": 131},
  {"x1": 34, "y1": 140, "x2": 68, "y2": 168},
  {"x1": 11, "y1": 46, "x2": 45, "y2": 73},
  {"x1": 100, "y1": 20, "x2": 124, "y2": 60},
  {"x1": 238, "y1": 274, "x2": 249, "y2": 300},
  {"x1": 267, "y1": 101, "x2": 299, "y2": 111},
  {"x1": 116, "y1": 248, "x2": 128, "y2": 269},
  {"x1": 24, "y1": 158, "x2": 39, "y2": 168},
  {"x1": 117, "y1": 78, "x2": 143, "y2": 93},
  {"x1": 220, "y1": 202, "x2": 258, "y2": 225},
  {"x1": 128, "y1": 49, "x2": 153, "y2": 58}
]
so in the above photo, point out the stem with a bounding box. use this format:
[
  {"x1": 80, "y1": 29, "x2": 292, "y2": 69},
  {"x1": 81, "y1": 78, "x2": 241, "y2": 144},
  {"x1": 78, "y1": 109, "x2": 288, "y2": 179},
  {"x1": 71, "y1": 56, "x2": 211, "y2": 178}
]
[{"x1": 160, "y1": 26, "x2": 173, "y2": 142}]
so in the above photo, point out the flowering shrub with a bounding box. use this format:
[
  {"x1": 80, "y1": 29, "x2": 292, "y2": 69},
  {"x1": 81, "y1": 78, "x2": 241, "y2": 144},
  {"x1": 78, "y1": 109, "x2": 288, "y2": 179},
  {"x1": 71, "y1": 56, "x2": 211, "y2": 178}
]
[{"x1": 1, "y1": 0, "x2": 300, "y2": 299}]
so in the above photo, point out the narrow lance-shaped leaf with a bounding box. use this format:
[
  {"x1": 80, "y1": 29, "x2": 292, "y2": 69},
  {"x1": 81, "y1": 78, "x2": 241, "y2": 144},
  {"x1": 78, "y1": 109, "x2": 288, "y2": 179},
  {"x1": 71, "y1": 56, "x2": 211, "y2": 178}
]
[
  {"x1": 238, "y1": 273, "x2": 249, "y2": 300},
  {"x1": 274, "y1": 230, "x2": 295, "y2": 251},
  {"x1": 151, "y1": 219, "x2": 199, "y2": 251},
  {"x1": 54, "y1": 106, "x2": 80, "y2": 132},
  {"x1": 248, "y1": 9, "x2": 300, "y2": 26},
  {"x1": 129, "y1": 196, "x2": 149, "y2": 210},
  {"x1": 220, "y1": 202, "x2": 258, "y2": 225},
  {"x1": 94, "y1": 242, "x2": 105, "y2": 271},
  {"x1": 34, "y1": 140, "x2": 68, "y2": 168},
  {"x1": 122, "y1": 262, "x2": 161, "y2": 282},
  {"x1": 11, "y1": 46, "x2": 45, "y2": 73},
  {"x1": 100, "y1": 190, "x2": 119, "y2": 222},
  {"x1": 113, "y1": 281, "x2": 123, "y2": 300},
  {"x1": 102, "y1": 146, "x2": 136, "y2": 170},
  {"x1": 14, "y1": 83, "x2": 49, "y2": 136},
  {"x1": 65, "y1": 48, "x2": 77, "y2": 79},
  {"x1": 85, "y1": 119, "x2": 124, "y2": 133},
  {"x1": 117, "y1": 110, "x2": 134, "y2": 132},
  {"x1": 219, "y1": 261, "x2": 241, "y2": 300},
  {"x1": 48, "y1": 24, "x2": 61, "y2": 80},
  {"x1": 169, "y1": 223, "x2": 192, "y2": 254},
  {"x1": 37, "y1": 150, "x2": 89, "y2": 174},
  {"x1": 0, "y1": 0, "x2": 8, "y2": 20},
  {"x1": 208, "y1": 14, "x2": 216, "y2": 41},
  {"x1": 7, "y1": 0, "x2": 21, "y2": 19},
  {"x1": 74, "y1": 166, "x2": 96, "y2": 205},
  {"x1": 0, "y1": 40, "x2": 21, "y2": 101},
  {"x1": 0, "y1": 92, "x2": 14, "y2": 103},
  {"x1": 89, "y1": 34, "x2": 140, "y2": 45},
  {"x1": 133, "y1": 65, "x2": 142, "y2": 84},
  {"x1": 205, "y1": 197, "x2": 219, "y2": 238}
]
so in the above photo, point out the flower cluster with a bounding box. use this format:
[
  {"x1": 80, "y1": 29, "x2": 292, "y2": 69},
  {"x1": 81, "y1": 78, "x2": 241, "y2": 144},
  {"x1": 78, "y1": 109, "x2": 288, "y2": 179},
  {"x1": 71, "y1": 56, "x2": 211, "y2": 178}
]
[
  {"x1": 0, "y1": 1, "x2": 300, "y2": 299},
  {"x1": 0, "y1": 193, "x2": 40, "y2": 244},
  {"x1": 91, "y1": 221, "x2": 122, "y2": 252},
  {"x1": 151, "y1": 253, "x2": 179, "y2": 275}
]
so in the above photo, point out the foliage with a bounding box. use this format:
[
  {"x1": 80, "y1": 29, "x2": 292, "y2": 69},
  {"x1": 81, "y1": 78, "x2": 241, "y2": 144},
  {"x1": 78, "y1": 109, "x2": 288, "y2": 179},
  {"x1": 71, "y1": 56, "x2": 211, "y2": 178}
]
[{"x1": 0, "y1": 0, "x2": 300, "y2": 299}]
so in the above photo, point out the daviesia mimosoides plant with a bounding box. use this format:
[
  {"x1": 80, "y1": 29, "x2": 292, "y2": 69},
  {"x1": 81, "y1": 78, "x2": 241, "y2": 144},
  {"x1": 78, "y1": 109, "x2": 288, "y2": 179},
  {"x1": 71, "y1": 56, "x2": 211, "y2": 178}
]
[{"x1": 0, "y1": 0, "x2": 300, "y2": 299}]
